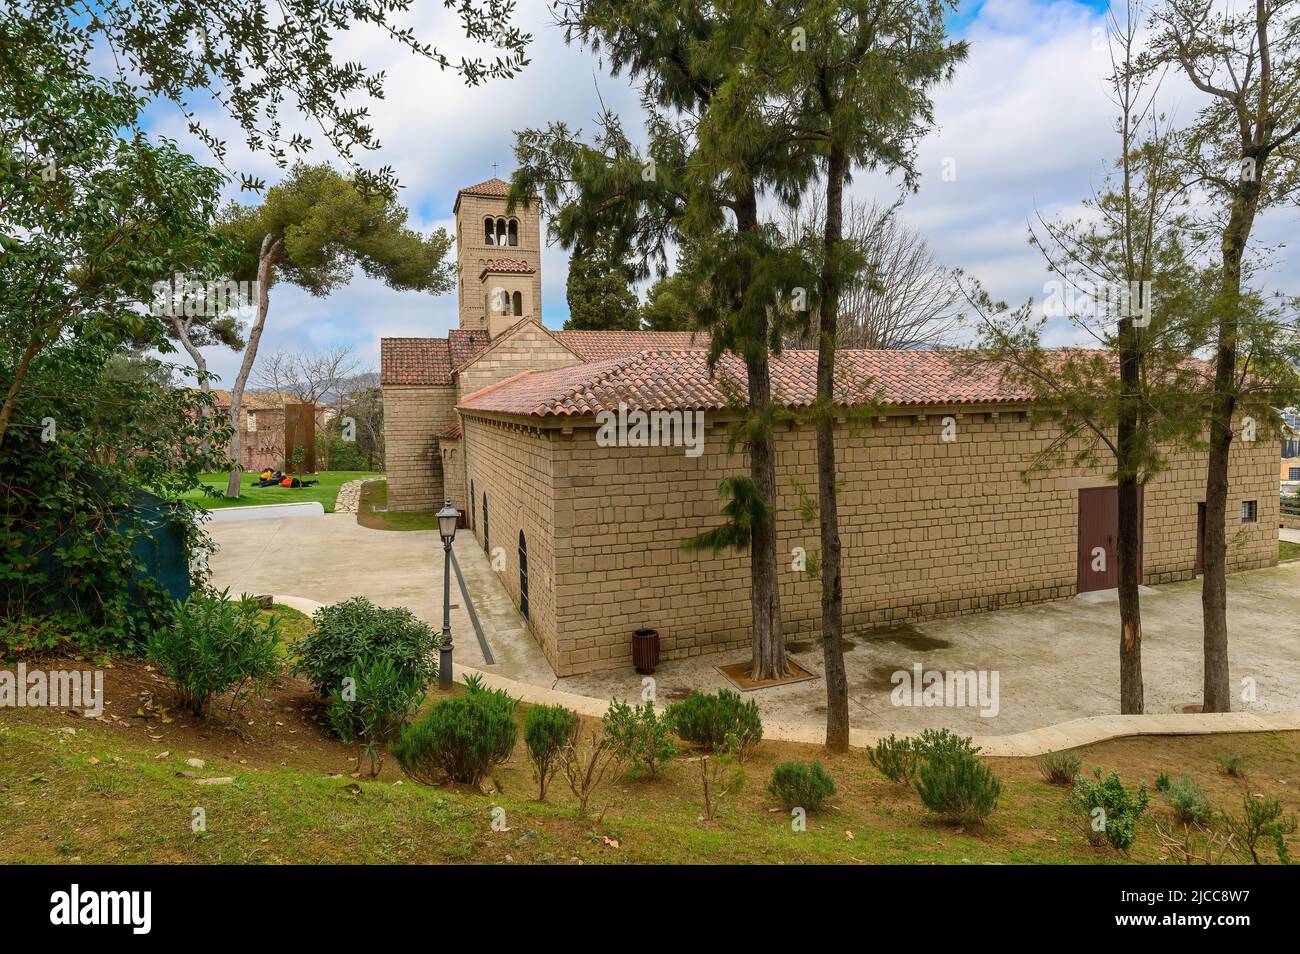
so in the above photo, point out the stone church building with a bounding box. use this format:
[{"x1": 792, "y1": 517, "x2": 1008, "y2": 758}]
[{"x1": 381, "y1": 176, "x2": 1278, "y2": 677}]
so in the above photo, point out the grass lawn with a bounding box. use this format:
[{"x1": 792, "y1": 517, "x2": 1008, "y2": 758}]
[
  {"x1": 1281, "y1": 540, "x2": 1300, "y2": 563},
  {"x1": 179, "y1": 471, "x2": 382, "y2": 514},
  {"x1": 261, "y1": 605, "x2": 313, "y2": 660},
  {"x1": 356, "y1": 478, "x2": 440, "y2": 531},
  {"x1": 2, "y1": 652, "x2": 1296, "y2": 864}
]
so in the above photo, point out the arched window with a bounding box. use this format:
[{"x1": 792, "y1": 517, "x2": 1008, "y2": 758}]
[
  {"x1": 496, "y1": 218, "x2": 507, "y2": 246},
  {"x1": 482, "y1": 492, "x2": 489, "y2": 556},
  {"x1": 484, "y1": 217, "x2": 494, "y2": 246},
  {"x1": 507, "y1": 219, "x2": 518, "y2": 246},
  {"x1": 512, "y1": 290, "x2": 522, "y2": 316},
  {"x1": 470, "y1": 479, "x2": 476, "y2": 531},
  {"x1": 518, "y1": 529, "x2": 529, "y2": 621}
]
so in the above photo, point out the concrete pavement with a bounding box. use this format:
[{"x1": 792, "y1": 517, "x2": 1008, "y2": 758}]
[{"x1": 208, "y1": 512, "x2": 1300, "y2": 741}]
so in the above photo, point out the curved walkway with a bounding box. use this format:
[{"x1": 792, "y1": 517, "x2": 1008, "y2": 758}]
[{"x1": 269, "y1": 593, "x2": 1300, "y2": 758}]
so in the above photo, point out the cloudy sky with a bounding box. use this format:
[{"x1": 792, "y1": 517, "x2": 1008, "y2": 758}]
[{"x1": 143, "y1": 0, "x2": 1298, "y2": 388}]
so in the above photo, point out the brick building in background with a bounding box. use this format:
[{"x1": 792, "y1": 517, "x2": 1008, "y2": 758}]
[{"x1": 381, "y1": 175, "x2": 1278, "y2": 678}]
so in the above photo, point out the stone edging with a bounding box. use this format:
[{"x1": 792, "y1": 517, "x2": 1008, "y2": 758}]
[
  {"x1": 333, "y1": 478, "x2": 381, "y2": 514},
  {"x1": 270, "y1": 594, "x2": 1300, "y2": 758}
]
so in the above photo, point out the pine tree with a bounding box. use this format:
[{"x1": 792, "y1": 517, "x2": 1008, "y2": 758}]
[{"x1": 564, "y1": 233, "x2": 641, "y2": 330}]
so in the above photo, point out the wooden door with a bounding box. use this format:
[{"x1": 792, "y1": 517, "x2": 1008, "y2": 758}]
[{"x1": 1077, "y1": 486, "x2": 1144, "y2": 593}]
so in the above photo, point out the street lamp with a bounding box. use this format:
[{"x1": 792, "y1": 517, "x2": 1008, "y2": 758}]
[{"x1": 436, "y1": 498, "x2": 460, "y2": 689}]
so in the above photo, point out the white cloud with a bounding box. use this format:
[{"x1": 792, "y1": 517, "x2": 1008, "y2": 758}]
[{"x1": 148, "y1": 0, "x2": 1296, "y2": 387}]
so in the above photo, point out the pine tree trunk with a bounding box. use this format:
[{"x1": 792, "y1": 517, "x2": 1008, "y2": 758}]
[
  {"x1": 225, "y1": 235, "x2": 282, "y2": 498},
  {"x1": 1201, "y1": 178, "x2": 1258, "y2": 712},
  {"x1": 736, "y1": 188, "x2": 786, "y2": 681},
  {"x1": 819, "y1": 146, "x2": 848, "y2": 751},
  {"x1": 1116, "y1": 383, "x2": 1143, "y2": 712}
]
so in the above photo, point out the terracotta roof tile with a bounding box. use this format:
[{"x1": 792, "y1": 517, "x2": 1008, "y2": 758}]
[
  {"x1": 555, "y1": 330, "x2": 707, "y2": 362},
  {"x1": 381, "y1": 337, "x2": 453, "y2": 386},
  {"x1": 380, "y1": 329, "x2": 705, "y2": 386},
  {"x1": 458, "y1": 349, "x2": 1036, "y2": 418},
  {"x1": 448, "y1": 329, "x2": 490, "y2": 368},
  {"x1": 458, "y1": 177, "x2": 511, "y2": 198},
  {"x1": 480, "y1": 258, "x2": 535, "y2": 277}
]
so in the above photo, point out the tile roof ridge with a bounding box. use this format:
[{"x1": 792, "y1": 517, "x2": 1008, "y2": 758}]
[
  {"x1": 536, "y1": 351, "x2": 654, "y2": 415},
  {"x1": 458, "y1": 369, "x2": 534, "y2": 406}
]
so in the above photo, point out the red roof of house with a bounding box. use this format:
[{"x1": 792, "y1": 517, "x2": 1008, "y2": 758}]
[
  {"x1": 480, "y1": 259, "x2": 535, "y2": 277},
  {"x1": 381, "y1": 329, "x2": 707, "y2": 386},
  {"x1": 381, "y1": 338, "x2": 453, "y2": 386},
  {"x1": 458, "y1": 349, "x2": 1034, "y2": 418},
  {"x1": 458, "y1": 177, "x2": 511, "y2": 198},
  {"x1": 555, "y1": 330, "x2": 706, "y2": 362},
  {"x1": 449, "y1": 329, "x2": 490, "y2": 369}
]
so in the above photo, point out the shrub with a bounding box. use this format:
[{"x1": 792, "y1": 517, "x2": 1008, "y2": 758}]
[
  {"x1": 1154, "y1": 770, "x2": 1171, "y2": 792},
  {"x1": 1072, "y1": 769, "x2": 1150, "y2": 852},
  {"x1": 146, "y1": 589, "x2": 282, "y2": 717},
  {"x1": 866, "y1": 735, "x2": 919, "y2": 784},
  {"x1": 392, "y1": 691, "x2": 517, "y2": 786},
  {"x1": 1163, "y1": 774, "x2": 1212, "y2": 825},
  {"x1": 1224, "y1": 794, "x2": 1297, "y2": 864},
  {"x1": 1036, "y1": 750, "x2": 1082, "y2": 786},
  {"x1": 665, "y1": 689, "x2": 762, "y2": 760},
  {"x1": 326, "y1": 655, "x2": 425, "y2": 777},
  {"x1": 562, "y1": 727, "x2": 626, "y2": 817},
  {"x1": 697, "y1": 732, "x2": 745, "y2": 821},
  {"x1": 604, "y1": 699, "x2": 677, "y2": 778},
  {"x1": 914, "y1": 747, "x2": 1001, "y2": 825},
  {"x1": 914, "y1": 727, "x2": 979, "y2": 760},
  {"x1": 1217, "y1": 753, "x2": 1246, "y2": 777},
  {"x1": 524, "y1": 704, "x2": 578, "y2": 800},
  {"x1": 463, "y1": 673, "x2": 518, "y2": 718},
  {"x1": 296, "y1": 597, "x2": 438, "y2": 700},
  {"x1": 767, "y1": 761, "x2": 836, "y2": 812}
]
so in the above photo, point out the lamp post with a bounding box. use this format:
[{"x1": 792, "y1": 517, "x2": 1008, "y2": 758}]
[{"x1": 436, "y1": 498, "x2": 460, "y2": 689}]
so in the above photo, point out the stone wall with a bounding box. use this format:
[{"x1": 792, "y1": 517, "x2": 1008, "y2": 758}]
[
  {"x1": 462, "y1": 405, "x2": 1279, "y2": 677},
  {"x1": 455, "y1": 192, "x2": 543, "y2": 331},
  {"x1": 462, "y1": 416, "x2": 559, "y2": 662},
  {"x1": 440, "y1": 435, "x2": 466, "y2": 515},
  {"x1": 382, "y1": 384, "x2": 458, "y2": 512},
  {"x1": 457, "y1": 322, "x2": 581, "y2": 398}
]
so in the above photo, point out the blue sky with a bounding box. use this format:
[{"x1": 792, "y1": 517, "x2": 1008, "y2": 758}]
[{"x1": 140, "y1": 0, "x2": 1298, "y2": 387}]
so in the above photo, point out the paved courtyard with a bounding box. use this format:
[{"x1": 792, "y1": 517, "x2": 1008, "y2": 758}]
[{"x1": 208, "y1": 512, "x2": 1300, "y2": 736}]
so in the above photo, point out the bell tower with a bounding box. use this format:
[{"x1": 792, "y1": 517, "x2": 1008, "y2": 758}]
[{"x1": 452, "y1": 176, "x2": 542, "y2": 335}]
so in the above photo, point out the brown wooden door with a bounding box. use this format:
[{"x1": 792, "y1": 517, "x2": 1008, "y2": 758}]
[{"x1": 1077, "y1": 486, "x2": 1144, "y2": 593}]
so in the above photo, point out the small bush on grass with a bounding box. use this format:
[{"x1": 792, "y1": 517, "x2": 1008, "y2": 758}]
[
  {"x1": 1152, "y1": 815, "x2": 1235, "y2": 864},
  {"x1": 698, "y1": 732, "x2": 745, "y2": 821},
  {"x1": 392, "y1": 691, "x2": 517, "y2": 786},
  {"x1": 1072, "y1": 769, "x2": 1150, "y2": 852},
  {"x1": 1162, "y1": 774, "x2": 1212, "y2": 825},
  {"x1": 1037, "y1": 750, "x2": 1082, "y2": 786},
  {"x1": 866, "y1": 735, "x2": 919, "y2": 784},
  {"x1": 524, "y1": 704, "x2": 578, "y2": 801},
  {"x1": 296, "y1": 597, "x2": 438, "y2": 701},
  {"x1": 767, "y1": 761, "x2": 835, "y2": 812},
  {"x1": 914, "y1": 727, "x2": 979, "y2": 760},
  {"x1": 665, "y1": 689, "x2": 762, "y2": 761},
  {"x1": 147, "y1": 589, "x2": 282, "y2": 717},
  {"x1": 914, "y1": 747, "x2": 1001, "y2": 826},
  {"x1": 1154, "y1": 770, "x2": 1171, "y2": 792},
  {"x1": 604, "y1": 699, "x2": 677, "y2": 778},
  {"x1": 562, "y1": 726, "x2": 626, "y2": 817},
  {"x1": 327, "y1": 655, "x2": 425, "y2": 777},
  {"x1": 1224, "y1": 794, "x2": 1297, "y2": 864},
  {"x1": 1217, "y1": 753, "x2": 1246, "y2": 778}
]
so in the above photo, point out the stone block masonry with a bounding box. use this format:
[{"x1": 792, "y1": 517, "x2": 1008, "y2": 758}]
[{"x1": 464, "y1": 405, "x2": 1278, "y2": 678}]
